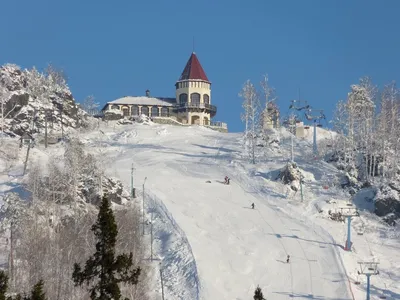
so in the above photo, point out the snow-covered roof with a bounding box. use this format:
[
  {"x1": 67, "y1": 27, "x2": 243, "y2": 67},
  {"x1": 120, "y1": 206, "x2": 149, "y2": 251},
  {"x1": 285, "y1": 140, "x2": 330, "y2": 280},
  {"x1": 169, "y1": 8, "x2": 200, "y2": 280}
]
[{"x1": 107, "y1": 96, "x2": 176, "y2": 107}]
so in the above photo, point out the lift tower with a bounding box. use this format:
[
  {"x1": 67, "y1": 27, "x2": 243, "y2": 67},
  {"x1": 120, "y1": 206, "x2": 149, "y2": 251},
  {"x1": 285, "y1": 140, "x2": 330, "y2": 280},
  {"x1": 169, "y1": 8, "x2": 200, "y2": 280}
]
[
  {"x1": 304, "y1": 108, "x2": 326, "y2": 156},
  {"x1": 357, "y1": 261, "x2": 380, "y2": 300},
  {"x1": 336, "y1": 205, "x2": 359, "y2": 251},
  {"x1": 286, "y1": 99, "x2": 310, "y2": 162}
]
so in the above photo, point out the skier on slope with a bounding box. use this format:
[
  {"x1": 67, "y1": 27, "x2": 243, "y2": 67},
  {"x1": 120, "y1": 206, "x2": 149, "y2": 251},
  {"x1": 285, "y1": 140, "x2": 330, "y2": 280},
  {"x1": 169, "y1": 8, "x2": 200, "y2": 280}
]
[
  {"x1": 286, "y1": 255, "x2": 290, "y2": 263},
  {"x1": 251, "y1": 203, "x2": 255, "y2": 209}
]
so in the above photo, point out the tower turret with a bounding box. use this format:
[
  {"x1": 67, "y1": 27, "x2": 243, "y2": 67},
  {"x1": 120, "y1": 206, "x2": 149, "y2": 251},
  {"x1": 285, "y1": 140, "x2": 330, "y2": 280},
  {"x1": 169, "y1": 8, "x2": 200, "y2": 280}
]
[{"x1": 175, "y1": 52, "x2": 215, "y2": 125}]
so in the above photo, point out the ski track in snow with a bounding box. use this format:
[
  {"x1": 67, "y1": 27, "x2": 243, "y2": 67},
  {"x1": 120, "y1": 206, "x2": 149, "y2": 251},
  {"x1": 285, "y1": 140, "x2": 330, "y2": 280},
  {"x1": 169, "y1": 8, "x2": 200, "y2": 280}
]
[{"x1": 2, "y1": 123, "x2": 399, "y2": 300}]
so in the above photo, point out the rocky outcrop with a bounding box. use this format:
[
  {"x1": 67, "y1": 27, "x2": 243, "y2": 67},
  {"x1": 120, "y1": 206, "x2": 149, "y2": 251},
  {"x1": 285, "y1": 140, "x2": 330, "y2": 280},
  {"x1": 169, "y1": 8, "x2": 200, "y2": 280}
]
[
  {"x1": 374, "y1": 184, "x2": 400, "y2": 225},
  {"x1": 275, "y1": 162, "x2": 302, "y2": 191},
  {"x1": 0, "y1": 64, "x2": 87, "y2": 137},
  {"x1": 77, "y1": 174, "x2": 130, "y2": 206},
  {"x1": 102, "y1": 177, "x2": 130, "y2": 205}
]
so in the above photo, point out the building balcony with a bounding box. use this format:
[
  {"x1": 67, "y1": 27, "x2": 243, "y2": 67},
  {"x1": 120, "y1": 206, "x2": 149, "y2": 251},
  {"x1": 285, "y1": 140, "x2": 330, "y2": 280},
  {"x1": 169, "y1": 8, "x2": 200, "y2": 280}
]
[{"x1": 174, "y1": 102, "x2": 217, "y2": 117}]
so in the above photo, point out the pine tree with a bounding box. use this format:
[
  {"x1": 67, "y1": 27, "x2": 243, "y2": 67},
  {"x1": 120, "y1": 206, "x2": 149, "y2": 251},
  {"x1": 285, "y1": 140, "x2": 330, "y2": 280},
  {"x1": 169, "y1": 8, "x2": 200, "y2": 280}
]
[
  {"x1": 253, "y1": 285, "x2": 265, "y2": 300},
  {"x1": 0, "y1": 271, "x2": 8, "y2": 300},
  {"x1": 72, "y1": 195, "x2": 141, "y2": 300},
  {"x1": 0, "y1": 270, "x2": 46, "y2": 300},
  {"x1": 28, "y1": 280, "x2": 46, "y2": 300}
]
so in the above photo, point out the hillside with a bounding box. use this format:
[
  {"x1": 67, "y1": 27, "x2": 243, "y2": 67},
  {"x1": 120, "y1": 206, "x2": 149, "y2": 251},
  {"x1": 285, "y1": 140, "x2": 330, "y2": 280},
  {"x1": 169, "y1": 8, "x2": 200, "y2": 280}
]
[
  {"x1": 0, "y1": 120, "x2": 399, "y2": 299},
  {"x1": 77, "y1": 122, "x2": 399, "y2": 299}
]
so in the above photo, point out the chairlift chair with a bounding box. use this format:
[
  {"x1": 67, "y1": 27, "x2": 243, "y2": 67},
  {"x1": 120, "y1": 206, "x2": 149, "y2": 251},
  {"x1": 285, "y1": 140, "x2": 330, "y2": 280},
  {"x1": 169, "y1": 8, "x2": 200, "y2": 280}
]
[
  {"x1": 354, "y1": 273, "x2": 361, "y2": 285},
  {"x1": 304, "y1": 125, "x2": 310, "y2": 129},
  {"x1": 357, "y1": 225, "x2": 364, "y2": 235}
]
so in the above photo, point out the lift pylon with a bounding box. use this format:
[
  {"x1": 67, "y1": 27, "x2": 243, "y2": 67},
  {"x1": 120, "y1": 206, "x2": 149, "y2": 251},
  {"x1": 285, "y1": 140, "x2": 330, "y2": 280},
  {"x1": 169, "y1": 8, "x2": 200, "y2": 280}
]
[
  {"x1": 336, "y1": 205, "x2": 359, "y2": 251},
  {"x1": 357, "y1": 261, "x2": 379, "y2": 300}
]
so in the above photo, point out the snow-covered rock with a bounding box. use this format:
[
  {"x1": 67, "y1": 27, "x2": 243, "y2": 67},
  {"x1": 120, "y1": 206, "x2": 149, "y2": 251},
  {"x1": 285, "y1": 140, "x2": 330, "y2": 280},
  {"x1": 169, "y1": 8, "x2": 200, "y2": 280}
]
[
  {"x1": 275, "y1": 162, "x2": 302, "y2": 191},
  {"x1": 101, "y1": 176, "x2": 130, "y2": 205},
  {"x1": 0, "y1": 63, "x2": 86, "y2": 137},
  {"x1": 374, "y1": 184, "x2": 400, "y2": 224},
  {"x1": 136, "y1": 114, "x2": 153, "y2": 125}
]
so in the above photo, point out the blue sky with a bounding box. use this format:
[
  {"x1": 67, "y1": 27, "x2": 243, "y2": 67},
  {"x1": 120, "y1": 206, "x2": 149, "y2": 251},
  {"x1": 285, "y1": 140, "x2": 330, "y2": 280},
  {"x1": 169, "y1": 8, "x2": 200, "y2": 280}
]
[{"x1": 1, "y1": 0, "x2": 399, "y2": 132}]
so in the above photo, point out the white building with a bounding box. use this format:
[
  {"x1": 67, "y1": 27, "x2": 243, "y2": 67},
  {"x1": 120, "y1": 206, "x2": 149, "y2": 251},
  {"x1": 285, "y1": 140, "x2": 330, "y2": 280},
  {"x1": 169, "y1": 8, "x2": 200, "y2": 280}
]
[{"x1": 101, "y1": 52, "x2": 226, "y2": 130}]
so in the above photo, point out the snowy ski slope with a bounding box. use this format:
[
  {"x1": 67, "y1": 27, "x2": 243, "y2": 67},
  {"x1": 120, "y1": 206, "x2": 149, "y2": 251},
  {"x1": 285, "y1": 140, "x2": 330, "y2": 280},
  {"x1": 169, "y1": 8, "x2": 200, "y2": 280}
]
[
  {"x1": 1, "y1": 121, "x2": 398, "y2": 299},
  {"x1": 77, "y1": 122, "x2": 399, "y2": 300}
]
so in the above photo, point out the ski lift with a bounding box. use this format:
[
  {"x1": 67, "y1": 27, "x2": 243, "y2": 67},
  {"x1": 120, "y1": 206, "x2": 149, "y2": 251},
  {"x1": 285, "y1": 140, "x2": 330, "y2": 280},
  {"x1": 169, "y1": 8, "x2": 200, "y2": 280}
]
[
  {"x1": 316, "y1": 123, "x2": 323, "y2": 127},
  {"x1": 304, "y1": 125, "x2": 310, "y2": 129},
  {"x1": 357, "y1": 221, "x2": 365, "y2": 235},
  {"x1": 354, "y1": 272, "x2": 361, "y2": 285}
]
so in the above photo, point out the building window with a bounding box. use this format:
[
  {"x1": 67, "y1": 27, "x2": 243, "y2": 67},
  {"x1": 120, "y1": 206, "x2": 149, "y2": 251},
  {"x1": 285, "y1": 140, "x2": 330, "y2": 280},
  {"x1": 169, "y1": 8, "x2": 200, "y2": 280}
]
[
  {"x1": 111, "y1": 104, "x2": 119, "y2": 110},
  {"x1": 203, "y1": 94, "x2": 209, "y2": 104},
  {"x1": 161, "y1": 107, "x2": 169, "y2": 117},
  {"x1": 190, "y1": 93, "x2": 200, "y2": 105},
  {"x1": 179, "y1": 93, "x2": 188, "y2": 105},
  {"x1": 141, "y1": 106, "x2": 149, "y2": 116},
  {"x1": 132, "y1": 106, "x2": 139, "y2": 116},
  {"x1": 151, "y1": 106, "x2": 159, "y2": 117}
]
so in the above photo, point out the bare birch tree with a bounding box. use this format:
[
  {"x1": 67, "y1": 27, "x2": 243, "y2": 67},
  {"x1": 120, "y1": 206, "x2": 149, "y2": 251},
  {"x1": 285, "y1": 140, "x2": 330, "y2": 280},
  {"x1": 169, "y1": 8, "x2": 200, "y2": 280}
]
[{"x1": 239, "y1": 80, "x2": 261, "y2": 164}]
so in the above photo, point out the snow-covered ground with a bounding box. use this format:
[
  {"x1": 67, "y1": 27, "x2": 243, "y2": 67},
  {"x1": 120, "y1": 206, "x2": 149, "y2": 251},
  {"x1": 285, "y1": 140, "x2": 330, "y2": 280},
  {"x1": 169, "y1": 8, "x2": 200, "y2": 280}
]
[{"x1": 1, "y1": 123, "x2": 399, "y2": 299}]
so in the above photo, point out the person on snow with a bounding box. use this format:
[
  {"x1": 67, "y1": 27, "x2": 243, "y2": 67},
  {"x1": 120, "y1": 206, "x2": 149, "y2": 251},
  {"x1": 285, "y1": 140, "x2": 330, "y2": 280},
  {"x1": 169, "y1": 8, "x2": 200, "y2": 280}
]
[
  {"x1": 251, "y1": 203, "x2": 255, "y2": 209},
  {"x1": 227, "y1": 177, "x2": 230, "y2": 185},
  {"x1": 286, "y1": 255, "x2": 290, "y2": 263},
  {"x1": 224, "y1": 176, "x2": 228, "y2": 184}
]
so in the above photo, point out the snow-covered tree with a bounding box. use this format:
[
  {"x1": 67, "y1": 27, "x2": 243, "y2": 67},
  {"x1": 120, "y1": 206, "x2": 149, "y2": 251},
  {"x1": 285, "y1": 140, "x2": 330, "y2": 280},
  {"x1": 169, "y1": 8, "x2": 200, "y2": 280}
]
[
  {"x1": 239, "y1": 80, "x2": 261, "y2": 164},
  {"x1": 259, "y1": 74, "x2": 278, "y2": 128},
  {"x1": 0, "y1": 64, "x2": 20, "y2": 133},
  {"x1": 82, "y1": 95, "x2": 99, "y2": 115},
  {"x1": 44, "y1": 63, "x2": 68, "y2": 86},
  {"x1": 0, "y1": 193, "x2": 29, "y2": 288},
  {"x1": 377, "y1": 81, "x2": 400, "y2": 179}
]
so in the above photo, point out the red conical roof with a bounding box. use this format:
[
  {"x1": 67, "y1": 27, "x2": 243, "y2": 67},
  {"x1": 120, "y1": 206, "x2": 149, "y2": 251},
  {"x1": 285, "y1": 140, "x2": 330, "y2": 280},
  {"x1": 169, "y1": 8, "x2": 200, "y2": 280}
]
[{"x1": 178, "y1": 52, "x2": 209, "y2": 82}]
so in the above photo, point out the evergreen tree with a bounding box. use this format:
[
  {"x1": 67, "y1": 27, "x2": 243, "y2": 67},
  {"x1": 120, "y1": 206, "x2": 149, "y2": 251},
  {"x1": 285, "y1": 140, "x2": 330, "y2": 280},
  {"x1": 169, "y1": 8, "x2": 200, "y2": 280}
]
[
  {"x1": 72, "y1": 195, "x2": 141, "y2": 300},
  {"x1": 253, "y1": 285, "x2": 265, "y2": 300},
  {"x1": 0, "y1": 271, "x2": 8, "y2": 300},
  {"x1": 28, "y1": 280, "x2": 46, "y2": 300},
  {"x1": 0, "y1": 270, "x2": 45, "y2": 300}
]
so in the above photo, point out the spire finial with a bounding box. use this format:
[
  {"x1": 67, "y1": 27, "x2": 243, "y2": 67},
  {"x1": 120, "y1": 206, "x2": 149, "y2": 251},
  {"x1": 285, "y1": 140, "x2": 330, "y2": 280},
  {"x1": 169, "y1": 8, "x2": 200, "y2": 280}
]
[{"x1": 192, "y1": 36, "x2": 195, "y2": 53}]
